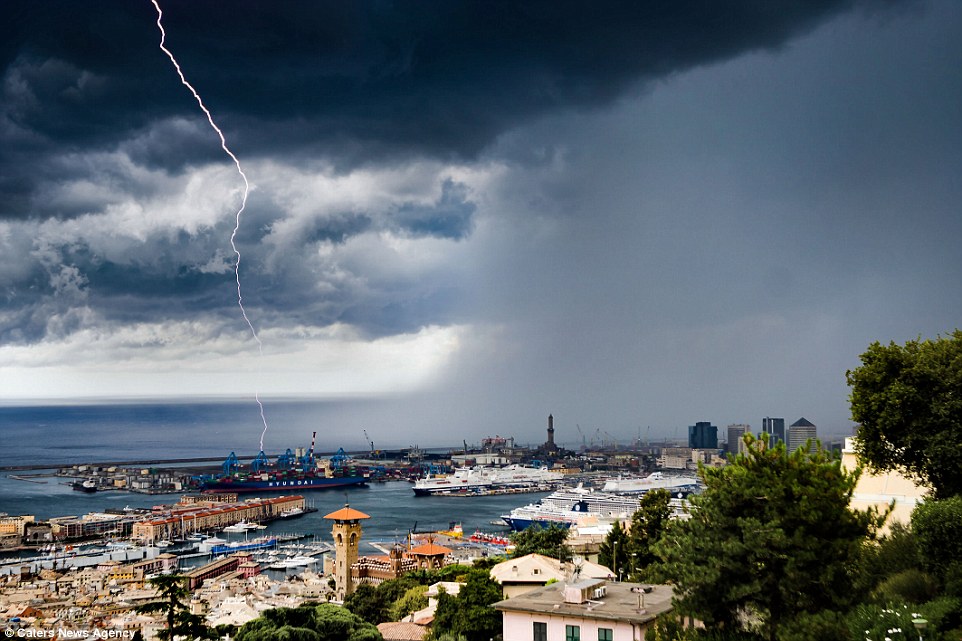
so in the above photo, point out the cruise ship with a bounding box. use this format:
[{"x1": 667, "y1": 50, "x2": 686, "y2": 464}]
[
  {"x1": 412, "y1": 464, "x2": 564, "y2": 496},
  {"x1": 500, "y1": 485, "x2": 690, "y2": 531},
  {"x1": 600, "y1": 472, "x2": 700, "y2": 497}
]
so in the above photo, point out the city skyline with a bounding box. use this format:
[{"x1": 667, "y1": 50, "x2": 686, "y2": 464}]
[{"x1": 1, "y1": 1, "x2": 960, "y2": 446}]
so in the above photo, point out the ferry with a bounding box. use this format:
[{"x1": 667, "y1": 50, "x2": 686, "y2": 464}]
[{"x1": 412, "y1": 464, "x2": 563, "y2": 496}]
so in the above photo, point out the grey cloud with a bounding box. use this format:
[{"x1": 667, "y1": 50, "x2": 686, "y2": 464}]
[{"x1": 2, "y1": 0, "x2": 912, "y2": 219}]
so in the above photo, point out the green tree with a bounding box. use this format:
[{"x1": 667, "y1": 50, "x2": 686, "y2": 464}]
[
  {"x1": 430, "y1": 568, "x2": 502, "y2": 641},
  {"x1": 846, "y1": 330, "x2": 962, "y2": 499},
  {"x1": 236, "y1": 603, "x2": 382, "y2": 641},
  {"x1": 174, "y1": 611, "x2": 219, "y2": 640},
  {"x1": 509, "y1": 523, "x2": 572, "y2": 561},
  {"x1": 856, "y1": 521, "x2": 921, "y2": 597},
  {"x1": 136, "y1": 574, "x2": 211, "y2": 641},
  {"x1": 388, "y1": 585, "x2": 428, "y2": 622},
  {"x1": 344, "y1": 582, "x2": 387, "y2": 624},
  {"x1": 598, "y1": 520, "x2": 630, "y2": 579},
  {"x1": 652, "y1": 434, "x2": 886, "y2": 641},
  {"x1": 912, "y1": 495, "x2": 962, "y2": 595},
  {"x1": 628, "y1": 489, "x2": 672, "y2": 580}
]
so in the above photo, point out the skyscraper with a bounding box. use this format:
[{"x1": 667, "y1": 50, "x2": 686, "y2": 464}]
[
  {"x1": 787, "y1": 417, "x2": 817, "y2": 453},
  {"x1": 689, "y1": 421, "x2": 718, "y2": 449},
  {"x1": 762, "y1": 417, "x2": 785, "y2": 448},
  {"x1": 726, "y1": 424, "x2": 751, "y2": 455}
]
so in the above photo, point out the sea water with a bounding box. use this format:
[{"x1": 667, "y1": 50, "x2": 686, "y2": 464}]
[{"x1": 0, "y1": 400, "x2": 541, "y2": 547}]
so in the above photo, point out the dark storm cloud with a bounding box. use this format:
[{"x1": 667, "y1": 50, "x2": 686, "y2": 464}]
[{"x1": 1, "y1": 0, "x2": 907, "y2": 220}]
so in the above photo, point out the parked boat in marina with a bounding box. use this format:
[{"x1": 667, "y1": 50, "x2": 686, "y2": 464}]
[{"x1": 222, "y1": 520, "x2": 264, "y2": 533}]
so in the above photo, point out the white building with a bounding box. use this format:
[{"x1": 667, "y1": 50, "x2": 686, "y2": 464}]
[{"x1": 494, "y1": 579, "x2": 675, "y2": 641}]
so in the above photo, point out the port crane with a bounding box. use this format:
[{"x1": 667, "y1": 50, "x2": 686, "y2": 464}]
[
  {"x1": 250, "y1": 450, "x2": 271, "y2": 473},
  {"x1": 363, "y1": 429, "x2": 376, "y2": 459},
  {"x1": 221, "y1": 451, "x2": 240, "y2": 476}
]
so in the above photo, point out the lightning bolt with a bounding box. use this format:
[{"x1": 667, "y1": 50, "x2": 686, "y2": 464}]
[{"x1": 151, "y1": 0, "x2": 269, "y2": 451}]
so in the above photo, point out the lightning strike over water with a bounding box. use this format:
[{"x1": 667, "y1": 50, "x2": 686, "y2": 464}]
[{"x1": 151, "y1": 0, "x2": 269, "y2": 451}]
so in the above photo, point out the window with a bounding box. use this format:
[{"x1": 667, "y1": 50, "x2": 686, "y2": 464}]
[
  {"x1": 533, "y1": 622, "x2": 547, "y2": 641},
  {"x1": 598, "y1": 628, "x2": 613, "y2": 641},
  {"x1": 566, "y1": 625, "x2": 580, "y2": 641}
]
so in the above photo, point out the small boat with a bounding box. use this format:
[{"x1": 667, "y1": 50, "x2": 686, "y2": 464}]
[{"x1": 222, "y1": 520, "x2": 261, "y2": 533}]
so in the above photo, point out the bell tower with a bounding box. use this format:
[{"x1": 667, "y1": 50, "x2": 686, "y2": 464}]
[{"x1": 324, "y1": 503, "x2": 370, "y2": 601}]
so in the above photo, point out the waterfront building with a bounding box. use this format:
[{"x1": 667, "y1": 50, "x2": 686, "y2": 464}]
[
  {"x1": 762, "y1": 417, "x2": 785, "y2": 447},
  {"x1": 688, "y1": 422, "x2": 718, "y2": 449},
  {"x1": 325, "y1": 503, "x2": 370, "y2": 601},
  {"x1": 131, "y1": 495, "x2": 304, "y2": 544},
  {"x1": 726, "y1": 424, "x2": 751, "y2": 455},
  {"x1": 787, "y1": 417, "x2": 817, "y2": 453},
  {"x1": 494, "y1": 579, "x2": 675, "y2": 641}
]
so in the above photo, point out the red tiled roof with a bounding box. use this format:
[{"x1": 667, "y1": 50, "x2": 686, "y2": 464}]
[
  {"x1": 377, "y1": 621, "x2": 428, "y2": 641},
  {"x1": 324, "y1": 505, "x2": 370, "y2": 520},
  {"x1": 408, "y1": 542, "x2": 451, "y2": 556}
]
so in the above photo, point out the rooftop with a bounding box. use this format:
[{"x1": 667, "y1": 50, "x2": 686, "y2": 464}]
[
  {"x1": 408, "y1": 542, "x2": 452, "y2": 557},
  {"x1": 323, "y1": 504, "x2": 370, "y2": 521},
  {"x1": 493, "y1": 580, "x2": 674, "y2": 625}
]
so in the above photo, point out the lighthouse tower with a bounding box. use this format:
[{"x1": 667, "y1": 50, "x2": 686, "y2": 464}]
[{"x1": 324, "y1": 504, "x2": 370, "y2": 601}]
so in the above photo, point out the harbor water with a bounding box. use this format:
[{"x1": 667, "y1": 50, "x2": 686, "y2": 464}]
[
  {"x1": 0, "y1": 472, "x2": 546, "y2": 552},
  {"x1": 0, "y1": 400, "x2": 550, "y2": 564}
]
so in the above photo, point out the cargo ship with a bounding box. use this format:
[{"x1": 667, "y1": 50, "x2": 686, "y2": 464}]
[{"x1": 198, "y1": 434, "x2": 369, "y2": 493}]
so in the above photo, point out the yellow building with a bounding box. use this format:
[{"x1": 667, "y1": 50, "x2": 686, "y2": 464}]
[
  {"x1": 841, "y1": 437, "x2": 928, "y2": 531},
  {"x1": 0, "y1": 515, "x2": 35, "y2": 537}
]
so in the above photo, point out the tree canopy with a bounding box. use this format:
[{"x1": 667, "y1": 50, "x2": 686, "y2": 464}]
[
  {"x1": 431, "y1": 567, "x2": 502, "y2": 641},
  {"x1": 846, "y1": 329, "x2": 962, "y2": 499},
  {"x1": 652, "y1": 434, "x2": 887, "y2": 641},
  {"x1": 235, "y1": 603, "x2": 382, "y2": 641},
  {"x1": 600, "y1": 488, "x2": 672, "y2": 582},
  {"x1": 912, "y1": 495, "x2": 962, "y2": 596},
  {"x1": 509, "y1": 523, "x2": 572, "y2": 561},
  {"x1": 136, "y1": 574, "x2": 216, "y2": 641}
]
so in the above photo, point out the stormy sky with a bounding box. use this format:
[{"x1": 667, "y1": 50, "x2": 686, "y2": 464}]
[{"x1": 1, "y1": 0, "x2": 960, "y2": 447}]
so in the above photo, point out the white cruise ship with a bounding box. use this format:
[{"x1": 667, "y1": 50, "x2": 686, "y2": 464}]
[
  {"x1": 412, "y1": 464, "x2": 564, "y2": 496},
  {"x1": 601, "y1": 472, "x2": 700, "y2": 497},
  {"x1": 501, "y1": 485, "x2": 691, "y2": 531}
]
